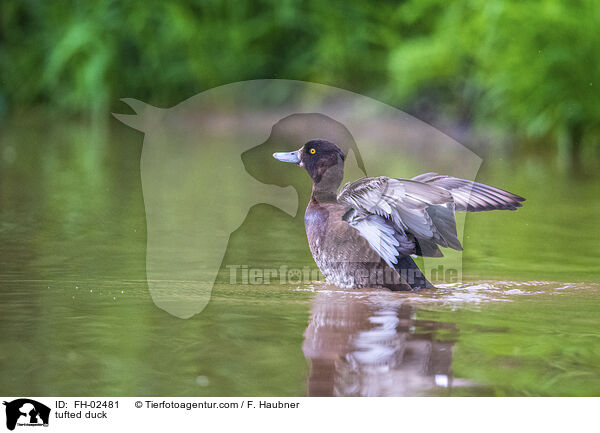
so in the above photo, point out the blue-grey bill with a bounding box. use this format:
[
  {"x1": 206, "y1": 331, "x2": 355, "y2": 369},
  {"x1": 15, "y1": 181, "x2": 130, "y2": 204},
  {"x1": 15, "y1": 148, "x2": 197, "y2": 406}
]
[{"x1": 273, "y1": 151, "x2": 301, "y2": 164}]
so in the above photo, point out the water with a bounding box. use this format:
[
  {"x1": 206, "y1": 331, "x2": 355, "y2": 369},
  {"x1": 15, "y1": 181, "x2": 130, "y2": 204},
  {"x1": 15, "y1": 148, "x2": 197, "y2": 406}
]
[{"x1": 1, "y1": 117, "x2": 599, "y2": 396}]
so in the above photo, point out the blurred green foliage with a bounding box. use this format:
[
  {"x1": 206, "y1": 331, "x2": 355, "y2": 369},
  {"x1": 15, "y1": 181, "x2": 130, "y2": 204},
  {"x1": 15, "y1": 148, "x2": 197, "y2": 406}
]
[
  {"x1": 388, "y1": 0, "x2": 600, "y2": 166},
  {"x1": 1, "y1": 0, "x2": 599, "y2": 163}
]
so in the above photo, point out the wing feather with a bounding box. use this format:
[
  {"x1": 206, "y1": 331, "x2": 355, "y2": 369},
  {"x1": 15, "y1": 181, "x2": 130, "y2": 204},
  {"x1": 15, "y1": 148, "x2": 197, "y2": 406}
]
[
  {"x1": 411, "y1": 173, "x2": 525, "y2": 212},
  {"x1": 338, "y1": 177, "x2": 462, "y2": 264},
  {"x1": 337, "y1": 172, "x2": 524, "y2": 267}
]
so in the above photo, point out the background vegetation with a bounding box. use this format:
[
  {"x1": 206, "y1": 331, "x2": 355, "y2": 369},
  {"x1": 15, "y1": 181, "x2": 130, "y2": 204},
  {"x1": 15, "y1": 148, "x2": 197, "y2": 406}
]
[{"x1": 1, "y1": 0, "x2": 599, "y2": 168}]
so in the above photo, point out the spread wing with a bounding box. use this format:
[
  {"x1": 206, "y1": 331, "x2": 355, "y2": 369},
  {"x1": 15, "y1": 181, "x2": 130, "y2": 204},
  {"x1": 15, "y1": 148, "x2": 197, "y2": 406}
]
[
  {"x1": 338, "y1": 176, "x2": 463, "y2": 265},
  {"x1": 411, "y1": 173, "x2": 526, "y2": 212}
]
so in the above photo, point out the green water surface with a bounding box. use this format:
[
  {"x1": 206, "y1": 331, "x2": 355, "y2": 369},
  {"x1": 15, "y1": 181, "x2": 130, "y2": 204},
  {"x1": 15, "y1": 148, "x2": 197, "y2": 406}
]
[{"x1": 1, "y1": 118, "x2": 599, "y2": 396}]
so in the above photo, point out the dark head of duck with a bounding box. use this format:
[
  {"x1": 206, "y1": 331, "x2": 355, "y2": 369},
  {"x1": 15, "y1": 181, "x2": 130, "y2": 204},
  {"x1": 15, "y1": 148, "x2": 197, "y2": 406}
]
[{"x1": 273, "y1": 139, "x2": 345, "y2": 201}]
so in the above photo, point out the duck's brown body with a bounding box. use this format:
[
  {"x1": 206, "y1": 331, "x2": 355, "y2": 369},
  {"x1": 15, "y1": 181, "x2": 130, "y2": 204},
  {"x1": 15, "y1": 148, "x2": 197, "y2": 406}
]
[{"x1": 305, "y1": 197, "x2": 431, "y2": 290}]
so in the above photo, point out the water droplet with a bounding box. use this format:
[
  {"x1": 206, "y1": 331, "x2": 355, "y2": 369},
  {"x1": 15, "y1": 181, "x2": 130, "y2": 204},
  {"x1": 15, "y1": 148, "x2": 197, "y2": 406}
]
[{"x1": 435, "y1": 374, "x2": 449, "y2": 388}]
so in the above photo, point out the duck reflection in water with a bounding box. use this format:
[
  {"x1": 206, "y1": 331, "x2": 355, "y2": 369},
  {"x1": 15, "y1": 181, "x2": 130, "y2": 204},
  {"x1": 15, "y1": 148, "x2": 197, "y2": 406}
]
[{"x1": 302, "y1": 289, "x2": 460, "y2": 396}]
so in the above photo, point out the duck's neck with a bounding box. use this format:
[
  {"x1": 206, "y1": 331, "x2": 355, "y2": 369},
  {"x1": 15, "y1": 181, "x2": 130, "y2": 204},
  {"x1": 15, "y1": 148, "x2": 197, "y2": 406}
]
[
  {"x1": 310, "y1": 187, "x2": 338, "y2": 203},
  {"x1": 309, "y1": 164, "x2": 343, "y2": 203}
]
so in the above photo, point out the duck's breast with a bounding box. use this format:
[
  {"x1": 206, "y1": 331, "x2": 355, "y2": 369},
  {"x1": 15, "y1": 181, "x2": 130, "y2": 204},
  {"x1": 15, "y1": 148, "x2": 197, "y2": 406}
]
[{"x1": 304, "y1": 201, "x2": 385, "y2": 288}]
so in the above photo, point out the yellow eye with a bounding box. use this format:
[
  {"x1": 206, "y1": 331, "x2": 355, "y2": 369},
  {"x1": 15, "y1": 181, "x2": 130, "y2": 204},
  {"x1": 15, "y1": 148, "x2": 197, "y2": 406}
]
[{"x1": 309, "y1": 148, "x2": 316, "y2": 154}]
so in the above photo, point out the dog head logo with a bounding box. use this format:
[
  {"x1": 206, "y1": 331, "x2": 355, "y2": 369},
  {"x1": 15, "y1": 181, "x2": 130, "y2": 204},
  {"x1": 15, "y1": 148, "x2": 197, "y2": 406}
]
[
  {"x1": 114, "y1": 80, "x2": 481, "y2": 318},
  {"x1": 3, "y1": 399, "x2": 50, "y2": 431}
]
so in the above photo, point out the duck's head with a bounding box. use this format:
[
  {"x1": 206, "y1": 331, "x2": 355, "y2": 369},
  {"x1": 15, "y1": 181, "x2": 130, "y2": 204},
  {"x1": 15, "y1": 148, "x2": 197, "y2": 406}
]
[{"x1": 273, "y1": 139, "x2": 345, "y2": 194}]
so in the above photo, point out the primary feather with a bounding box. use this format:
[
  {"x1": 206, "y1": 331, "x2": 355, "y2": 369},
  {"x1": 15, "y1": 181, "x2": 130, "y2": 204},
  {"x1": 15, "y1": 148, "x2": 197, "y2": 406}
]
[{"x1": 411, "y1": 172, "x2": 526, "y2": 212}]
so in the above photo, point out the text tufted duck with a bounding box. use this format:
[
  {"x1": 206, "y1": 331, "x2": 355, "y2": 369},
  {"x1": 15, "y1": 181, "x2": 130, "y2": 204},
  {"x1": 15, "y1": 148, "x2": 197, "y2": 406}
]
[{"x1": 273, "y1": 139, "x2": 525, "y2": 291}]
